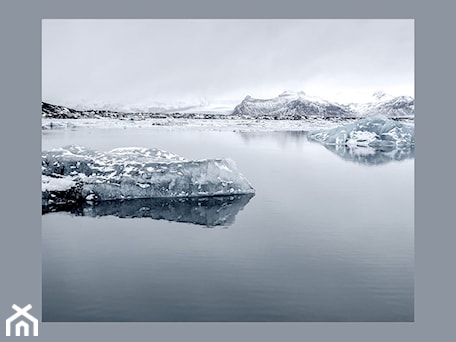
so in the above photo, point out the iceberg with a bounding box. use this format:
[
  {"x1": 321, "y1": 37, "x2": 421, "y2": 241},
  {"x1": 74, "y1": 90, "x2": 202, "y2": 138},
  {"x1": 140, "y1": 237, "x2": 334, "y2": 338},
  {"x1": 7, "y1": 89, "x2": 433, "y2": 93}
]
[
  {"x1": 307, "y1": 115, "x2": 414, "y2": 147},
  {"x1": 42, "y1": 194, "x2": 254, "y2": 227},
  {"x1": 42, "y1": 146, "x2": 255, "y2": 208}
]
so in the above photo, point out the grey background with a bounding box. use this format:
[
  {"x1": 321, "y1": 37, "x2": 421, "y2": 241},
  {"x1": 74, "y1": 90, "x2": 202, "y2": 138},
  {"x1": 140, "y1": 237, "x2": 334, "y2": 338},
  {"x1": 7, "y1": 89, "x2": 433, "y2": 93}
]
[{"x1": 0, "y1": 0, "x2": 454, "y2": 341}]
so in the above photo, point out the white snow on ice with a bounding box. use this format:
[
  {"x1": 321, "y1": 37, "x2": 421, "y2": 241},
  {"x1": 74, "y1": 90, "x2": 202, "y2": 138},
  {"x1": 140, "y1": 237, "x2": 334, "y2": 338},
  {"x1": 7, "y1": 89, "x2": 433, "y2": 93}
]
[
  {"x1": 308, "y1": 115, "x2": 415, "y2": 147},
  {"x1": 42, "y1": 146, "x2": 255, "y2": 201},
  {"x1": 42, "y1": 175, "x2": 76, "y2": 192}
]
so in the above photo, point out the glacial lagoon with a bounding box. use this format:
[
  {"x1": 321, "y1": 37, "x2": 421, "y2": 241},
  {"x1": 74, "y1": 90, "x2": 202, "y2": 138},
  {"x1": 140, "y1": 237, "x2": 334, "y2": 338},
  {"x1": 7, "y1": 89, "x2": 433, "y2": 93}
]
[{"x1": 42, "y1": 121, "x2": 414, "y2": 321}]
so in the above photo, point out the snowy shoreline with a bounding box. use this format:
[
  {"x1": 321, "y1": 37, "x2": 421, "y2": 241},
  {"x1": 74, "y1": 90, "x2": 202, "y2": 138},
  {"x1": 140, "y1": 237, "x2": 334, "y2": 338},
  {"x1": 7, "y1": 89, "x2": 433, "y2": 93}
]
[{"x1": 42, "y1": 116, "x2": 414, "y2": 132}]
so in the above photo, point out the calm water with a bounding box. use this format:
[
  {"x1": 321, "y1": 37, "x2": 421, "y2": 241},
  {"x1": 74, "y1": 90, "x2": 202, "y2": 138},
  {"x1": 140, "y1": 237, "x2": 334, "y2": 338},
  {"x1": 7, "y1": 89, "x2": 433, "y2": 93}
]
[{"x1": 42, "y1": 125, "x2": 414, "y2": 321}]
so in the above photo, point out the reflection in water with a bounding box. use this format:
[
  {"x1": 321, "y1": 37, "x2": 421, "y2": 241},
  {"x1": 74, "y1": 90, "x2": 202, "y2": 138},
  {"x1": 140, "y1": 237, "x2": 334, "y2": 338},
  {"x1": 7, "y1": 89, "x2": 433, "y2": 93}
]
[
  {"x1": 238, "y1": 130, "x2": 414, "y2": 166},
  {"x1": 239, "y1": 130, "x2": 309, "y2": 147},
  {"x1": 42, "y1": 194, "x2": 254, "y2": 227},
  {"x1": 323, "y1": 144, "x2": 415, "y2": 165}
]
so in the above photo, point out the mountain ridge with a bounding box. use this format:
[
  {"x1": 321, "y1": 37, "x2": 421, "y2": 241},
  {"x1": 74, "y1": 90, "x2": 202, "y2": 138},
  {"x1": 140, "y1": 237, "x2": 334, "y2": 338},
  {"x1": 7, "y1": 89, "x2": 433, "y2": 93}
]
[
  {"x1": 42, "y1": 91, "x2": 415, "y2": 119},
  {"x1": 232, "y1": 91, "x2": 414, "y2": 119}
]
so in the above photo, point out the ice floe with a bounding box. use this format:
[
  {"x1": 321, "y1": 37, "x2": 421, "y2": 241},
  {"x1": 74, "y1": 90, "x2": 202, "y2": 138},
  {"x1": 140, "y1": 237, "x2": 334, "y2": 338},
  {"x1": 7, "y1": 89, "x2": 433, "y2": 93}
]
[
  {"x1": 308, "y1": 115, "x2": 415, "y2": 147},
  {"x1": 42, "y1": 146, "x2": 255, "y2": 208}
]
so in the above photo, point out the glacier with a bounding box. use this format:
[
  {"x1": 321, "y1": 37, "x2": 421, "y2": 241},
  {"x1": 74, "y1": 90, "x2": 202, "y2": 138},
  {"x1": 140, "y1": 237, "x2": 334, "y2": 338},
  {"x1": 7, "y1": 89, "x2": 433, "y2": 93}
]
[
  {"x1": 42, "y1": 146, "x2": 255, "y2": 208},
  {"x1": 307, "y1": 115, "x2": 415, "y2": 148}
]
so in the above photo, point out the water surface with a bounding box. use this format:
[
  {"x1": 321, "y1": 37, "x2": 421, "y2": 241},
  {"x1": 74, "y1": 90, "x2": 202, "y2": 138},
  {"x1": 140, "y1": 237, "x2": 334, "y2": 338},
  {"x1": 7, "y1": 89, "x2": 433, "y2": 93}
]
[{"x1": 42, "y1": 125, "x2": 414, "y2": 321}]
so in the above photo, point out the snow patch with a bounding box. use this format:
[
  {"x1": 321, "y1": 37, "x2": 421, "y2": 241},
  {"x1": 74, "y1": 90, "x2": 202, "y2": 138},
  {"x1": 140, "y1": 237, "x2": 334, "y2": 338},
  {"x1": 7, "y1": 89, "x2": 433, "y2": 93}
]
[{"x1": 42, "y1": 175, "x2": 76, "y2": 192}]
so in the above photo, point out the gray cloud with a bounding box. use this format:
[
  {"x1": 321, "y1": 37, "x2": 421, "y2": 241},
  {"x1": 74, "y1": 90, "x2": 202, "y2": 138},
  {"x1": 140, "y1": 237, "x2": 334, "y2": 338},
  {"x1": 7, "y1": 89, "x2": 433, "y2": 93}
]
[{"x1": 42, "y1": 19, "x2": 414, "y2": 108}]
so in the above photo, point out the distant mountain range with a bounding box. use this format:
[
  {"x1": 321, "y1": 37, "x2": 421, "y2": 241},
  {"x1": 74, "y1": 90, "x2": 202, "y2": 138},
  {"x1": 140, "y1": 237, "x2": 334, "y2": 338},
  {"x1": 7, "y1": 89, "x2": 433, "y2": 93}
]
[
  {"x1": 42, "y1": 91, "x2": 414, "y2": 119},
  {"x1": 347, "y1": 91, "x2": 415, "y2": 117},
  {"x1": 232, "y1": 91, "x2": 414, "y2": 119},
  {"x1": 41, "y1": 102, "x2": 229, "y2": 120},
  {"x1": 42, "y1": 102, "x2": 125, "y2": 119}
]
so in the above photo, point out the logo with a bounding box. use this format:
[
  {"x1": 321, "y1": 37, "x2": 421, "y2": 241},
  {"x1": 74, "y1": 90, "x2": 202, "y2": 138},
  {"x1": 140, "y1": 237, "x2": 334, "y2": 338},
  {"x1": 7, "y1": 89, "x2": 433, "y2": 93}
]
[{"x1": 5, "y1": 304, "x2": 38, "y2": 337}]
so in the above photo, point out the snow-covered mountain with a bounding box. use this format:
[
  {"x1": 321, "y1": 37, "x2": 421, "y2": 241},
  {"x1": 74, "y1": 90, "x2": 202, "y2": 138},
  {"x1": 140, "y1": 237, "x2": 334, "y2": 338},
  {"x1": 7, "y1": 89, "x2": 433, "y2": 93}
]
[
  {"x1": 348, "y1": 91, "x2": 415, "y2": 117},
  {"x1": 232, "y1": 91, "x2": 354, "y2": 119},
  {"x1": 42, "y1": 90, "x2": 415, "y2": 120},
  {"x1": 68, "y1": 98, "x2": 234, "y2": 115},
  {"x1": 42, "y1": 102, "x2": 122, "y2": 119},
  {"x1": 42, "y1": 102, "x2": 83, "y2": 118},
  {"x1": 41, "y1": 101, "x2": 232, "y2": 120},
  {"x1": 231, "y1": 91, "x2": 414, "y2": 118}
]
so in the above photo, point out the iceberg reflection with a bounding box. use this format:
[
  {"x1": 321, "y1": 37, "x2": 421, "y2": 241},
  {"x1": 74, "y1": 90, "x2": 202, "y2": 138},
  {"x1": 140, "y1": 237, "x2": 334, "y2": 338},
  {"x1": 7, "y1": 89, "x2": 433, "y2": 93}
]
[
  {"x1": 42, "y1": 194, "x2": 254, "y2": 227},
  {"x1": 323, "y1": 144, "x2": 415, "y2": 165}
]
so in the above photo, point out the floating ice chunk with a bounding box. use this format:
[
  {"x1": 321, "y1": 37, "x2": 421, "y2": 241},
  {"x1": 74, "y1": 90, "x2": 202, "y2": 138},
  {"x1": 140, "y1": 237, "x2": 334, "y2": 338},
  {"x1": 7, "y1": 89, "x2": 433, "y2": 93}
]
[
  {"x1": 42, "y1": 146, "x2": 255, "y2": 205},
  {"x1": 308, "y1": 115, "x2": 414, "y2": 147}
]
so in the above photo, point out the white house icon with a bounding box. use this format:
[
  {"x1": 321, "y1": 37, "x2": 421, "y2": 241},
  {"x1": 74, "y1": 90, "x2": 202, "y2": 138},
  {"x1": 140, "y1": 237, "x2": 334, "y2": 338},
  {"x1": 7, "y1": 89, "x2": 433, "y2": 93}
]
[{"x1": 5, "y1": 304, "x2": 38, "y2": 337}]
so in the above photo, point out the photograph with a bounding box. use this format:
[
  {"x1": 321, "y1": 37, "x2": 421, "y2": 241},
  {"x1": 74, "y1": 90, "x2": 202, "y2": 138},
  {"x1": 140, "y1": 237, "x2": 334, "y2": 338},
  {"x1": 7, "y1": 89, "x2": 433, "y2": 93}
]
[{"x1": 41, "y1": 19, "x2": 414, "y2": 322}]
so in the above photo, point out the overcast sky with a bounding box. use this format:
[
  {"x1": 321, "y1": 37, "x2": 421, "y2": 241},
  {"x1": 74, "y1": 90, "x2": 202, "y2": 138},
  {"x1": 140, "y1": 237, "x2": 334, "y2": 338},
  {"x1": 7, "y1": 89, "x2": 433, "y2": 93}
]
[{"x1": 42, "y1": 19, "x2": 414, "y2": 109}]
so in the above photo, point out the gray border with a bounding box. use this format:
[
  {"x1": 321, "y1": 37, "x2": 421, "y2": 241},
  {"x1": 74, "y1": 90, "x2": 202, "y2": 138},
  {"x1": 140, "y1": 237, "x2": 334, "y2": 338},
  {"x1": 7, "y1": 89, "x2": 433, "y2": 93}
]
[{"x1": 1, "y1": 0, "x2": 455, "y2": 341}]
